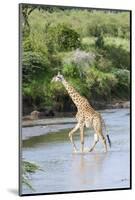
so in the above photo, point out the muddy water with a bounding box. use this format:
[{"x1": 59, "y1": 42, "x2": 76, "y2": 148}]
[{"x1": 21, "y1": 109, "x2": 130, "y2": 194}]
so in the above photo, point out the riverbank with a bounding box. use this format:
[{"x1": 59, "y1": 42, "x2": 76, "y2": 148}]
[
  {"x1": 22, "y1": 109, "x2": 113, "y2": 140},
  {"x1": 22, "y1": 123, "x2": 75, "y2": 140},
  {"x1": 22, "y1": 101, "x2": 130, "y2": 125},
  {"x1": 22, "y1": 117, "x2": 76, "y2": 128},
  {"x1": 22, "y1": 117, "x2": 76, "y2": 140},
  {"x1": 23, "y1": 101, "x2": 130, "y2": 118},
  {"x1": 22, "y1": 109, "x2": 130, "y2": 141}
]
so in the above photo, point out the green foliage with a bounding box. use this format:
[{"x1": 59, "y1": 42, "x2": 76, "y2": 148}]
[
  {"x1": 56, "y1": 24, "x2": 81, "y2": 51},
  {"x1": 85, "y1": 12, "x2": 130, "y2": 38},
  {"x1": 23, "y1": 81, "x2": 45, "y2": 106},
  {"x1": 95, "y1": 53, "x2": 112, "y2": 72},
  {"x1": 104, "y1": 37, "x2": 130, "y2": 52},
  {"x1": 62, "y1": 63, "x2": 80, "y2": 78},
  {"x1": 23, "y1": 161, "x2": 41, "y2": 173},
  {"x1": 95, "y1": 30, "x2": 104, "y2": 49},
  {"x1": 46, "y1": 24, "x2": 81, "y2": 52},
  {"x1": 21, "y1": 5, "x2": 130, "y2": 112},
  {"x1": 69, "y1": 78, "x2": 88, "y2": 97},
  {"x1": 22, "y1": 160, "x2": 42, "y2": 191},
  {"x1": 22, "y1": 51, "x2": 50, "y2": 83},
  {"x1": 114, "y1": 69, "x2": 130, "y2": 86},
  {"x1": 111, "y1": 69, "x2": 130, "y2": 99},
  {"x1": 86, "y1": 67, "x2": 118, "y2": 100},
  {"x1": 104, "y1": 44, "x2": 130, "y2": 70},
  {"x1": 81, "y1": 37, "x2": 96, "y2": 51}
]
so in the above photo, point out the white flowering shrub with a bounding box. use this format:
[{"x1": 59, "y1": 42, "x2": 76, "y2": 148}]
[
  {"x1": 64, "y1": 49, "x2": 95, "y2": 67},
  {"x1": 62, "y1": 49, "x2": 95, "y2": 78}
]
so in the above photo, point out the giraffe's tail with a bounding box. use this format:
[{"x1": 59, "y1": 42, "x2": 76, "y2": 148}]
[
  {"x1": 106, "y1": 134, "x2": 111, "y2": 148},
  {"x1": 102, "y1": 118, "x2": 111, "y2": 148}
]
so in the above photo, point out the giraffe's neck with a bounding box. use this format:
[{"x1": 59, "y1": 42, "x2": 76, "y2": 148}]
[{"x1": 62, "y1": 79, "x2": 83, "y2": 108}]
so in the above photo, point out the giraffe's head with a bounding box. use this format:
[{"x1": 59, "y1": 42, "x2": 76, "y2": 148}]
[{"x1": 51, "y1": 72, "x2": 64, "y2": 83}]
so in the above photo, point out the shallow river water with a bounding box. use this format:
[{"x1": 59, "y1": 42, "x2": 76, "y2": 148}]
[{"x1": 21, "y1": 109, "x2": 130, "y2": 195}]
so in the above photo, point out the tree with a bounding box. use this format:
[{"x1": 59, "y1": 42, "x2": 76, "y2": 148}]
[
  {"x1": 46, "y1": 24, "x2": 81, "y2": 52},
  {"x1": 21, "y1": 5, "x2": 36, "y2": 36}
]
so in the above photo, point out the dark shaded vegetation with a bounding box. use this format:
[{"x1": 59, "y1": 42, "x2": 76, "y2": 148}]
[{"x1": 21, "y1": 5, "x2": 130, "y2": 115}]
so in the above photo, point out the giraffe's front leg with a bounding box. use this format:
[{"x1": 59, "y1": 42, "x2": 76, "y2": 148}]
[{"x1": 69, "y1": 123, "x2": 79, "y2": 152}]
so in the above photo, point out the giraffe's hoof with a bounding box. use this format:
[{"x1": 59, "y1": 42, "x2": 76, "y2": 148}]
[
  {"x1": 89, "y1": 148, "x2": 93, "y2": 152},
  {"x1": 73, "y1": 148, "x2": 78, "y2": 153}
]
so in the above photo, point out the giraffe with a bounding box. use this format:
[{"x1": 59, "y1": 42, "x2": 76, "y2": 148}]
[{"x1": 51, "y1": 72, "x2": 111, "y2": 153}]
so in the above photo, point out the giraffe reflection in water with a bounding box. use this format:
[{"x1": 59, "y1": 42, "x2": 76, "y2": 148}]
[{"x1": 71, "y1": 153, "x2": 107, "y2": 188}]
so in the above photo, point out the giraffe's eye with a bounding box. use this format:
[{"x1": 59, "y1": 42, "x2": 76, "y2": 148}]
[{"x1": 57, "y1": 76, "x2": 62, "y2": 80}]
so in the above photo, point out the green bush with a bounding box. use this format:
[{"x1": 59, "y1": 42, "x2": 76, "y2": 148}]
[
  {"x1": 57, "y1": 24, "x2": 81, "y2": 51},
  {"x1": 111, "y1": 69, "x2": 130, "y2": 99},
  {"x1": 86, "y1": 13, "x2": 130, "y2": 39},
  {"x1": 86, "y1": 67, "x2": 118, "y2": 101},
  {"x1": 22, "y1": 51, "x2": 50, "y2": 83},
  {"x1": 95, "y1": 54, "x2": 112, "y2": 72},
  {"x1": 62, "y1": 64, "x2": 80, "y2": 78},
  {"x1": 46, "y1": 24, "x2": 81, "y2": 52},
  {"x1": 23, "y1": 81, "x2": 45, "y2": 104},
  {"x1": 104, "y1": 44, "x2": 130, "y2": 70}
]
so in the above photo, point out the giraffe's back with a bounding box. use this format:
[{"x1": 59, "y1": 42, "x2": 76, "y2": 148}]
[{"x1": 79, "y1": 96, "x2": 103, "y2": 128}]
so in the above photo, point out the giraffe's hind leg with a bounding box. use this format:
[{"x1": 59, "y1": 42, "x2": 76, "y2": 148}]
[
  {"x1": 97, "y1": 118, "x2": 108, "y2": 152},
  {"x1": 89, "y1": 116, "x2": 100, "y2": 152},
  {"x1": 89, "y1": 115, "x2": 107, "y2": 152},
  {"x1": 89, "y1": 133, "x2": 99, "y2": 152},
  {"x1": 99, "y1": 133, "x2": 107, "y2": 152},
  {"x1": 69, "y1": 123, "x2": 80, "y2": 152}
]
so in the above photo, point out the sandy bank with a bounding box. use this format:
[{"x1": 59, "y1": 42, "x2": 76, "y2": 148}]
[{"x1": 22, "y1": 123, "x2": 75, "y2": 140}]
